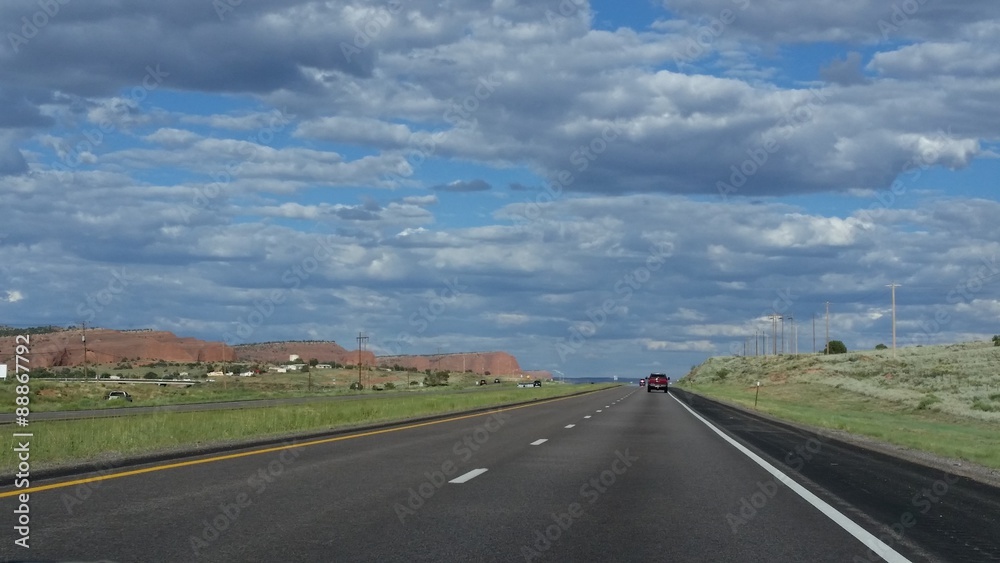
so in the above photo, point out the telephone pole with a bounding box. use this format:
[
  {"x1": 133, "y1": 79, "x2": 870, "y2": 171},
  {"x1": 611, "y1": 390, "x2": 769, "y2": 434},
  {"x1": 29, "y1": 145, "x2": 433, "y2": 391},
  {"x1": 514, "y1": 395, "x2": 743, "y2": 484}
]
[
  {"x1": 787, "y1": 315, "x2": 795, "y2": 355},
  {"x1": 356, "y1": 331, "x2": 368, "y2": 389},
  {"x1": 81, "y1": 321, "x2": 93, "y2": 379},
  {"x1": 768, "y1": 314, "x2": 778, "y2": 356},
  {"x1": 812, "y1": 314, "x2": 816, "y2": 353},
  {"x1": 824, "y1": 302, "x2": 831, "y2": 354},
  {"x1": 887, "y1": 283, "x2": 901, "y2": 358},
  {"x1": 779, "y1": 315, "x2": 785, "y2": 354}
]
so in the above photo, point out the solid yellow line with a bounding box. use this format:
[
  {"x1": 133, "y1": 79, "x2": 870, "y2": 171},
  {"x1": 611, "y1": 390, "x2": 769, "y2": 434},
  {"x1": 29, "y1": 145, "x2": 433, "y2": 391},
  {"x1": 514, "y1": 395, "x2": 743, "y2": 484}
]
[{"x1": 1, "y1": 391, "x2": 600, "y2": 498}]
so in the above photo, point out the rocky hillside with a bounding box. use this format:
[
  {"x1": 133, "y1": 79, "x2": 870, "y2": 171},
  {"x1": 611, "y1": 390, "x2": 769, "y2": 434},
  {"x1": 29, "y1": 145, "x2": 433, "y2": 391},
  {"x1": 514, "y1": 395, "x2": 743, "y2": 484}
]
[
  {"x1": 377, "y1": 351, "x2": 521, "y2": 375},
  {"x1": 1, "y1": 328, "x2": 235, "y2": 367},
  {"x1": 234, "y1": 341, "x2": 375, "y2": 366}
]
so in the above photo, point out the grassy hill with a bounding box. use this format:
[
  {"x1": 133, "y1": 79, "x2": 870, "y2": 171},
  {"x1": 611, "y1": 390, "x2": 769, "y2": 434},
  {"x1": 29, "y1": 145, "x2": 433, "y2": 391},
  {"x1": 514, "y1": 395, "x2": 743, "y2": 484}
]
[{"x1": 678, "y1": 341, "x2": 1000, "y2": 471}]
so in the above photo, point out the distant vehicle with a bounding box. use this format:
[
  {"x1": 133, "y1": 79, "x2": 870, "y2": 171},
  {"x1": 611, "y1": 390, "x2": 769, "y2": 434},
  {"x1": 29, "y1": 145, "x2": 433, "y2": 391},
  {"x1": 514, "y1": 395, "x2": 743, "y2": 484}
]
[
  {"x1": 106, "y1": 390, "x2": 132, "y2": 402},
  {"x1": 647, "y1": 373, "x2": 669, "y2": 393},
  {"x1": 494, "y1": 378, "x2": 501, "y2": 384},
  {"x1": 639, "y1": 378, "x2": 646, "y2": 387},
  {"x1": 479, "y1": 379, "x2": 487, "y2": 385},
  {"x1": 532, "y1": 380, "x2": 542, "y2": 387}
]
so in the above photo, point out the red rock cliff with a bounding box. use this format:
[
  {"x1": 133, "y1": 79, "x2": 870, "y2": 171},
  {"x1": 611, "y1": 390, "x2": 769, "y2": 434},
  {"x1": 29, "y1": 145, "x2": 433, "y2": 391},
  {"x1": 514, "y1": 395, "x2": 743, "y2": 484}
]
[
  {"x1": 0, "y1": 329, "x2": 235, "y2": 368},
  {"x1": 234, "y1": 341, "x2": 375, "y2": 366},
  {"x1": 377, "y1": 351, "x2": 521, "y2": 375}
]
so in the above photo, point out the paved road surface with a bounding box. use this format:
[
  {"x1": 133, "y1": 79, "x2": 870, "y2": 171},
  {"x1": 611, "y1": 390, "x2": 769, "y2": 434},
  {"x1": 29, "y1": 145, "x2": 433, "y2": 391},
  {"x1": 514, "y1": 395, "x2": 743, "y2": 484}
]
[{"x1": 1, "y1": 386, "x2": 997, "y2": 562}]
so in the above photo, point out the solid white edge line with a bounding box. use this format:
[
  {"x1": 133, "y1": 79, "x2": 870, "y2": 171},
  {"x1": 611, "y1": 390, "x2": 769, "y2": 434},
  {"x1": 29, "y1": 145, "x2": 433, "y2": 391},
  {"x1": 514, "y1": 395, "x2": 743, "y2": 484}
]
[
  {"x1": 584, "y1": 415, "x2": 592, "y2": 419},
  {"x1": 530, "y1": 439, "x2": 548, "y2": 446},
  {"x1": 565, "y1": 424, "x2": 576, "y2": 429},
  {"x1": 449, "y1": 468, "x2": 488, "y2": 484},
  {"x1": 596, "y1": 410, "x2": 602, "y2": 412},
  {"x1": 671, "y1": 395, "x2": 912, "y2": 563}
]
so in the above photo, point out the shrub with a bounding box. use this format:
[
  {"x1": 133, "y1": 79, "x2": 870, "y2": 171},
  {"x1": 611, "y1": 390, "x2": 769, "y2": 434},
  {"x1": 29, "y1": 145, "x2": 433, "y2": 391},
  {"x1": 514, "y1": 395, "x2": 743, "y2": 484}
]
[
  {"x1": 875, "y1": 343, "x2": 888, "y2": 350},
  {"x1": 992, "y1": 335, "x2": 1000, "y2": 347},
  {"x1": 424, "y1": 371, "x2": 450, "y2": 386},
  {"x1": 824, "y1": 340, "x2": 848, "y2": 354},
  {"x1": 349, "y1": 382, "x2": 364, "y2": 390},
  {"x1": 384, "y1": 382, "x2": 396, "y2": 390},
  {"x1": 916, "y1": 394, "x2": 940, "y2": 410},
  {"x1": 144, "y1": 372, "x2": 158, "y2": 379}
]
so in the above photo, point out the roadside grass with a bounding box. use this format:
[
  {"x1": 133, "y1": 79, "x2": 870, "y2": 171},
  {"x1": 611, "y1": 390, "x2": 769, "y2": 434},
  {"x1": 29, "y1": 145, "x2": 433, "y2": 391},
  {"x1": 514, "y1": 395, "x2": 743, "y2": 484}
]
[
  {"x1": 679, "y1": 341, "x2": 1000, "y2": 470},
  {"x1": 0, "y1": 384, "x2": 616, "y2": 474},
  {"x1": 0, "y1": 368, "x2": 544, "y2": 412}
]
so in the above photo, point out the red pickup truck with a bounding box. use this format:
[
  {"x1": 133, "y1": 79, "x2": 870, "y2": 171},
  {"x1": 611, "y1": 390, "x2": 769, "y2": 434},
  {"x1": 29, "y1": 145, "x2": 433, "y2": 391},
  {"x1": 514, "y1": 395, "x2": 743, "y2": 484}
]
[{"x1": 647, "y1": 373, "x2": 670, "y2": 393}]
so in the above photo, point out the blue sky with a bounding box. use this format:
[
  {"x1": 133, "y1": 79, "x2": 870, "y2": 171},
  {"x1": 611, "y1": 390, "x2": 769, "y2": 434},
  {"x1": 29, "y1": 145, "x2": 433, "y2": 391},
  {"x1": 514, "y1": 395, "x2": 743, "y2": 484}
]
[{"x1": 2, "y1": 0, "x2": 999, "y2": 378}]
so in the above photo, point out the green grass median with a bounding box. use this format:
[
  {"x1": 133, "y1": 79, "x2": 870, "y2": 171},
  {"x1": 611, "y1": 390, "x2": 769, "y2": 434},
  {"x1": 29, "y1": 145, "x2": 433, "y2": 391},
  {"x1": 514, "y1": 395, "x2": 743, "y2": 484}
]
[{"x1": 2, "y1": 384, "x2": 617, "y2": 474}]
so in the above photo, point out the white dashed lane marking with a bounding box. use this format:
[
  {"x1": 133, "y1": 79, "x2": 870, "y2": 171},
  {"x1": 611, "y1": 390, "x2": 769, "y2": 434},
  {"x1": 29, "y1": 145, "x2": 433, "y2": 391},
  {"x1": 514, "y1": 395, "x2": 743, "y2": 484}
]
[{"x1": 449, "y1": 468, "x2": 488, "y2": 484}]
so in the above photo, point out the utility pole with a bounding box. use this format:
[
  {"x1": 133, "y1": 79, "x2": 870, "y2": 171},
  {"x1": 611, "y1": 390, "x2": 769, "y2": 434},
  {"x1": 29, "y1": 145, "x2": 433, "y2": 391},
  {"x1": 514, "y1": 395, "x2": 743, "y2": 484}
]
[
  {"x1": 812, "y1": 314, "x2": 816, "y2": 354},
  {"x1": 81, "y1": 321, "x2": 94, "y2": 379},
  {"x1": 779, "y1": 315, "x2": 785, "y2": 355},
  {"x1": 825, "y1": 302, "x2": 831, "y2": 354},
  {"x1": 887, "y1": 282, "x2": 901, "y2": 358},
  {"x1": 787, "y1": 316, "x2": 794, "y2": 355},
  {"x1": 768, "y1": 314, "x2": 778, "y2": 356},
  {"x1": 357, "y1": 331, "x2": 368, "y2": 389}
]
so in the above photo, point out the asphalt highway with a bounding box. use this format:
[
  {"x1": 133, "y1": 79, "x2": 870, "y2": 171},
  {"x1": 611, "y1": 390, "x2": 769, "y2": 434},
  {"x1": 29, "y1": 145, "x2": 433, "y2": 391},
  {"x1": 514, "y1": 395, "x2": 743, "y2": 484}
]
[{"x1": 1, "y1": 386, "x2": 996, "y2": 562}]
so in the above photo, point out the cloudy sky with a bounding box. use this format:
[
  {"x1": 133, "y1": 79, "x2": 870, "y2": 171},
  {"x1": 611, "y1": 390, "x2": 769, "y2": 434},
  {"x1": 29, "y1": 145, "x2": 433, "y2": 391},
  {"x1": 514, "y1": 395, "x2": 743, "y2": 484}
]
[{"x1": 3, "y1": 0, "x2": 999, "y2": 378}]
